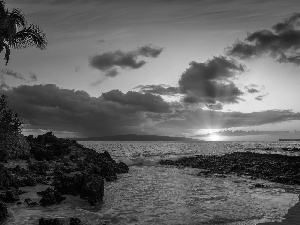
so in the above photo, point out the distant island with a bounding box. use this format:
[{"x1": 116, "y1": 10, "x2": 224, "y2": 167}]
[
  {"x1": 279, "y1": 139, "x2": 300, "y2": 141},
  {"x1": 70, "y1": 134, "x2": 201, "y2": 142}
]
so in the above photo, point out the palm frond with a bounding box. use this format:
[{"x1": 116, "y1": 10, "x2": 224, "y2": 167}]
[
  {"x1": 11, "y1": 24, "x2": 47, "y2": 49},
  {"x1": 9, "y1": 9, "x2": 26, "y2": 27}
]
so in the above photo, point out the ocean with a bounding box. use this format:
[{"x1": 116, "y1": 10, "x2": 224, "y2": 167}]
[{"x1": 5, "y1": 141, "x2": 300, "y2": 225}]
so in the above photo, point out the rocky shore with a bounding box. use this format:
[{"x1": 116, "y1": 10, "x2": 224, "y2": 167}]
[
  {"x1": 0, "y1": 132, "x2": 129, "y2": 225},
  {"x1": 159, "y1": 152, "x2": 300, "y2": 185}
]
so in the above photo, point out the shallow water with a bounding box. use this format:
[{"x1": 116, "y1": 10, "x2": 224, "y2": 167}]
[{"x1": 5, "y1": 141, "x2": 300, "y2": 225}]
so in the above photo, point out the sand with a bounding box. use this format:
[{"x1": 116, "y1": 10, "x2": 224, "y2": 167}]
[{"x1": 258, "y1": 195, "x2": 300, "y2": 224}]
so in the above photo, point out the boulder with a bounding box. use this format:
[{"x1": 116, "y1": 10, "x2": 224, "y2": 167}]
[
  {"x1": 69, "y1": 217, "x2": 82, "y2": 225},
  {"x1": 39, "y1": 218, "x2": 62, "y2": 225},
  {"x1": 80, "y1": 174, "x2": 104, "y2": 206},
  {"x1": 0, "y1": 188, "x2": 19, "y2": 202},
  {"x1": 37, "y1": 188, "x2": 66, "y2": 207},
  {"x1": 53, "y1": 172, "x2": 83, "y2": 196}
]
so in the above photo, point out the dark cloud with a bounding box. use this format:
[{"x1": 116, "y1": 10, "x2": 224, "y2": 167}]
[
  {"x1": 137, "y1": 45, "x2": 163, "y2": 58},
  {"x1": 98, "y1": 39, "x2": 106, "y2": 43},
  {"x1": 255, "y1": 93, "x2": 269, "y2": 101},
  {"x1": 193, "y1": 130, "x2": 291, "y2": 137},
  {"x1": 102, "y1": 89, "x2": 172, "y2": 113},
  {"x1": 245, "y1": 84, "x2": 260, "y2": 93},
  {"x1": 29, "y1": 72, "x2": 37, "y2": 82},
  {"x1": 178, "y1": 56, "x2": 244, "y2": 108},
  {"x1": 227, "y1": 13, "x2": 300, "y2": 64},
  {"x1": 135, "y1": 84, "x2": 180, "y2": 95},
  {"x1": 75, "y1": 66, "x2": 80, "y2": 73},
  {"x1": 89, "y1": 45, "x2": 163, "y2": 78},
  {"x1": 3, "y1": 84, "x2": 172, "y2": 137},
  {"x1": 156, "y1": 108, "x2": 300, "y2": 131},
  {"x1": 1, "y1": 68, "x2": 26, "y2": 81}
]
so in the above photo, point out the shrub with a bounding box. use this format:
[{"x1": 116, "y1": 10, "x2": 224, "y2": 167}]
[{"x1": 0, "y1": 94, "x2": 30, "y2": 161}]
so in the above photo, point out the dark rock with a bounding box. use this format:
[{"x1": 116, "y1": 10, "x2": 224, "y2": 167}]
[
  {"x1": 0, "y1": 188, "x2": 19, "y2": 202},
  {"x1": 80, "y1": 174, "x2": 104, "y2": 206},
  {"x1": 115, "y1": 162, "x2": 129, "y2": 174},
  {"x1": 53, "y1": 172, "x2": 84, "y2": 196},
  {"x1": 39, "y1": 218, "x2": 62, "y2": 225},
  {"x1": 28, "y1": 161, "x2": 50, "y2": 176},
  {"x1": 25, "y1": 198, "x2": 39, "y2": 206},
  {"x1": 37, "y1": 188, "x2": 66, "y2": 207},
  {"x1": 69, "y1": 217, "x2": 82, "y2": 225},
  {"x1": 250, "y1": 183, "x2": 270, "y2": 188},
  {"x1": 0, "y1": 200, "x2": 8, "y2": 223},
  {"x1": 160, "y1": 152, "x2": 300, "y2": 185}
]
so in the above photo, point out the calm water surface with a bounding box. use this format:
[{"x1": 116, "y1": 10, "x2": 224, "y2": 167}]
[{"x1": 5, "y1": 141, "x2": 300, "y2": 225}]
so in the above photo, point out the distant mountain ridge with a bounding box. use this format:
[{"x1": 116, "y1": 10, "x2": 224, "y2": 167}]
[{"x1": 70, "y1": 134, "x2": 200, "y2": 142}]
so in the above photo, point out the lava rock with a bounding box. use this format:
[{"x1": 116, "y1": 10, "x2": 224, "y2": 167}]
[
  {"x1": 0, "y1": 188, "x2": 19, "y2": 202},
  {"x1": 80, "y1": 174, "x2": 104, "y2": 206},
  {"x1": 39, "y1": 218, "x2": 62, "y2": 225},
  {"x1": 25, "y1": 198, "x2": 39, "y2": 206},
  {"x1": 53, "y1": 172, "x2": 84, "y2": 196},
  {"x1": 0, "y1": 200, "x2": 8, "y2": 223},
  {"x1": 37, "y1": 188, "x2": 66, "y2": 207},
  {"x1": 69, "y1": 217, "x2": 82, "y2": 225}
]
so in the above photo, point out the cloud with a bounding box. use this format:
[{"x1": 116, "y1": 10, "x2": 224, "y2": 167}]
[
  {"x1": 245, "y1": 84, "x2": 260, "y2": 93},
  {"x1": 156, "y1": 108, "x2": 300, "y2": 131},
  {"x1": 135, "y1": 84, "x2": 180, "y2": 95},
  {"x1": 1, "y1": 68, "x2": 26, "y2": 81},
  {"x1": 75, "y1": 66, "x2": 80, "y2": 73},
  {"x1": 89, "y1": 45, "x2": 163, "y2": 78},
  {"x1": 29, "y1": 72, "x2": 37, "y2": 82},
  {"x1": 178, "y1": 56, "x2": 244, "y2": 108},
  {"x1": 102, "y1": 89, "x2": 172, "y2": 113},
  {"x1": 227, "y1": 13, "x2": 300, "y2": 64},
  {"x1": 3, "y1": 84, "x2": 172, "y2": 137},
  {"x1": 137, "y1": 45, "x2": 163, "y2": 58},
  {"x1": 255, "y1": 93, "x2": 269, "y2": 101}
]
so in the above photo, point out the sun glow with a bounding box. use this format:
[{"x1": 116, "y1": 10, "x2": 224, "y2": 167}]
[{"x1": 209, "y1": 133, "x2": 220, "y2": 141}]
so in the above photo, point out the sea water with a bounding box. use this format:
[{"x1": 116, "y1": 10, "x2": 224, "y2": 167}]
[{"x1": 5, "y1": 141, "x2": 300, "y2": 225}]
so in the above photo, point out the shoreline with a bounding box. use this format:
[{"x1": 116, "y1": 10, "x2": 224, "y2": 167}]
[
  {"x1": 258, "y1": 195, "x2": 300, "y2": 224},
  {"x1": 0, "y1": 132, "x2": 129, "y2": 224}
]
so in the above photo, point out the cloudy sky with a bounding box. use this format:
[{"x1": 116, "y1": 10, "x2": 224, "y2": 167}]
[{"x1": 2, "y1": 0, "x2": 300, "y2": 141}]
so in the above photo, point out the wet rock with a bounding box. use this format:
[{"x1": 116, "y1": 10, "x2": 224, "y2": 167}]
[
  {"x1": 25, "y1": 198, "x2": 39, "y2": 207},
  {"x1": 39, "y1": 218, "x2": 62, "y2": 225},
  {"x1": 250, "y1": 183, "x2": 270, "y2": 188},
  {"x1": 69, "y1": 217, "x2": 82, "y2": 225},
  {"x1": 37, "y1": 188, "x2": 66, "y2": 207},
  {"x1": 28, "y1": 161, "x2": 50, "y2": 176},
  {"x1": 53, "y1": 172, "x2": 84, "y2": 196},
  {"x1": 160, "y1": 152, "x2": 300, "y2": 185},
  {"x1": 115, "y1": 162, "x2": 129, "y2": 174},
  {"x1": 0, "y1": 188, "x2": 19, "y2": 202},
  {"x1": 80, "y1": 174, "x2": 104, "y2": 206},
  {"x1": 0, "y1": 200, "x2": 8, "y2": 223}
]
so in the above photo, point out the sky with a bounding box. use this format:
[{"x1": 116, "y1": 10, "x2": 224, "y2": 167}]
[{"x1": 2, "y1": 0, "x2": 300, "y2": 141}]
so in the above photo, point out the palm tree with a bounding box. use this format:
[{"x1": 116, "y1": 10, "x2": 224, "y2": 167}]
[{"x1": 0, "y1": 0, "x2": 47, "y2": 65}]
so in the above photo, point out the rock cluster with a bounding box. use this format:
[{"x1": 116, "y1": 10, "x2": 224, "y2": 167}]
[
  {"x1": 0, "y1": 132, "x2": 129, "y2": 224},
  {"x1": 160, "y1": 152, "x2": 300, "y2": 185}
]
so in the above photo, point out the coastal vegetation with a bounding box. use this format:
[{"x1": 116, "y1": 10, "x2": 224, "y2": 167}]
[{"x1": 0, "y1": 0, "x2": 47, "y2": 65}]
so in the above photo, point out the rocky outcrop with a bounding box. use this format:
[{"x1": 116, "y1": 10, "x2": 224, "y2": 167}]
[
  {"x1": 160, "y1": 152, "x2": 300, "y2": 185},
  {"x1": 0, "y1": 200, "x2": 8, "y2": 223},
  {"x1": 0, "y1": 131, "x2": 130, "y2": 223},
  {"x1": 37, "y1": 188, "x2": 66, "y2": 207}
]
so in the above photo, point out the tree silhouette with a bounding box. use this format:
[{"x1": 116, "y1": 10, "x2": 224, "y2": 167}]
[{"x1": 0, "y1": 0, "x2": 47, "y2": 65}]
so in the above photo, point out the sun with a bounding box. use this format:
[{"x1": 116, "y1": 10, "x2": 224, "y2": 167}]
[{"x1": 209, "y1": 133, "x2": 220, "y2": 141}]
